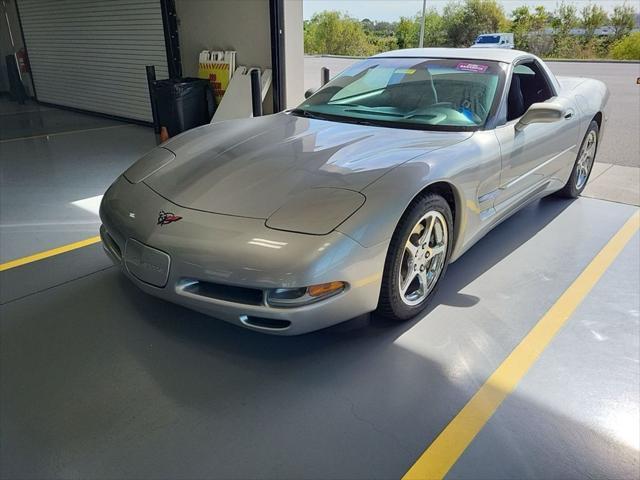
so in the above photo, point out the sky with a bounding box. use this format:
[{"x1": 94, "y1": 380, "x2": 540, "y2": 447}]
[{"x1": 303, "y1": 0, "x2": 639, "y2": 20}]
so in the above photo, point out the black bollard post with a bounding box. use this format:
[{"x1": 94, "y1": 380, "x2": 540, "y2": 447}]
[
  {"x1": 321, "y1": 67, "x2": 330, "y2": 86},
  {"x1": 145, "y1": 65, "x2": 160, "y2": 133},
  {"x1": 250, "y1": 69, "x2": 263, "y2": 117}
]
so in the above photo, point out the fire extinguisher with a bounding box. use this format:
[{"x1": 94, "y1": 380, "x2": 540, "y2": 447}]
[{"x1": 15, "y1": 47, "x2": 29, "y2": 74}]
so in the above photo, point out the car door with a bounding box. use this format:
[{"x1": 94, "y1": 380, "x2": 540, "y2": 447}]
[{"x1": 493, "y1": 61, "x2": 579, "y2": 209}]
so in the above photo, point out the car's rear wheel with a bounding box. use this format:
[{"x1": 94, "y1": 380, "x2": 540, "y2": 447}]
[
  {"x1": 377, "y1": 194, "x2": 453, "y2": 320},
  {"x1": 556, "y1": 120, "x2": 599, "y2": 198}
]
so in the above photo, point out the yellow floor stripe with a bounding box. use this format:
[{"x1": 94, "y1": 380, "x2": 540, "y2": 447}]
[
  {"x1": 403, "y1": 209, "x2": 640, "y2": 480},
  {"x1": 0, "y1": 236, "x2": 101, "y2": 272}
]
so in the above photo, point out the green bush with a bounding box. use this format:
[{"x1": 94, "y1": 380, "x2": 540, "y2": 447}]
[
  {"x1": 395, "y1": 16, "x2": 419, "y2": 49},
  {"x1": 304, "y1": 11, "x2": 373, "y2": 56},
  {"x1": 443, "y1": 0, "x2": 508, "y2": 47},
  {"x1": 610, "y1": 32, "x2": 640, "y2": 60}
]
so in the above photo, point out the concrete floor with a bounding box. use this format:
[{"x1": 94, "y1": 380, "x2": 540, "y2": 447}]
[
  {"x1": 1, "y1": 196, "x2": 638, "y2": 479},
  {"x1": 0, "y1": 98, "x2": 157, "y2": 261},
  {"x1": 1, "y1": 95, "x2": 639, "y2": 479}
]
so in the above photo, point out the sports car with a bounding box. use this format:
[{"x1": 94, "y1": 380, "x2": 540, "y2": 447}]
[{"x1": 100, "y1": 48, "x2": 608, "y2": 335}]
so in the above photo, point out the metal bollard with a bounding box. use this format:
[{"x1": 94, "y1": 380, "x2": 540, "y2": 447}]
[
  {"x1": 321, "y1": 67, "x2": 330, "y2": 86},
  {"x1": 250, "y1": 69, "x2": 263, "y2": 117},
  {"x1": 145, "y1": 65, "x2": 160, "y2": 133}
]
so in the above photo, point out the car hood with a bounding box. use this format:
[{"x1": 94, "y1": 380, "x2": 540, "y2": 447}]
[{"x1": 143, "y1": 113, "x2": 471, "y2": 219}]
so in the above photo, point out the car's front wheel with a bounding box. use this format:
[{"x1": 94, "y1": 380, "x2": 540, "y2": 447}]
[
  {"x1": 556, "y1": 120, "x2": 599, "y2": 198},
  {"x1": 377, "y1": 193, "x2": 453, "y2": 320}
]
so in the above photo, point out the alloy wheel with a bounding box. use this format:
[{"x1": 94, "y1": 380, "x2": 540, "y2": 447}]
[
  {"x1": 576, "y1": 130, "x2": 597, "y2": 190},
  {"x1": 398, "y1": 211, "x2": 448, "y2": 306}
]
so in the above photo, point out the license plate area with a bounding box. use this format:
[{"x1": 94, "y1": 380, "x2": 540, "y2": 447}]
[{"x1": 124, "y1": 238, "x2": 171, "y2": 288}]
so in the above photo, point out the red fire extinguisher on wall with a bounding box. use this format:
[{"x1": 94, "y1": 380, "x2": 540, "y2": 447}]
[{"x1": 15, "y1": 47, "x2": 29, "y2": 74}]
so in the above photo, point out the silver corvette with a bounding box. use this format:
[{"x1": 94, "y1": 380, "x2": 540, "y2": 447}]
[{"x1": 100, "y1": 48, "x2": 608, "y2": 335}]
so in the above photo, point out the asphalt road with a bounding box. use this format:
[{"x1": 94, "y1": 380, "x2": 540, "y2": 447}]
[{"x1": 304, "y1": 56, "x2": 640, "y2": 167}]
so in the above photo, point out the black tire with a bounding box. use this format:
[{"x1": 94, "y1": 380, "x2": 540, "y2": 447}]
[
  {"x1": 556, "y1": 120, "x2": 599, "y2": 199},
  {"x1": 377, "y1": 193, "x2": 453, "y2": 321}
]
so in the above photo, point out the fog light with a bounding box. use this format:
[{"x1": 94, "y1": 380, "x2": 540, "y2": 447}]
[
  {"x1": 269, "y1": 287, "x2": 307, "y2": 301},
  {"x1": 267, "y1": 282, "x2": 346, "y2": 307}
]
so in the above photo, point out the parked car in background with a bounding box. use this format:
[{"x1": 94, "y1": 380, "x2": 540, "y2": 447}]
[
  {"x1": 471, "y1": 33, "x2": 515, "y2": 49},
  {"x1": 594, "y1": 26, "x2": 615, "y2": 37}
]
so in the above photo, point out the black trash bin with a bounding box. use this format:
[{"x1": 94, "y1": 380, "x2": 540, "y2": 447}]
[{"x1": 151, "y1": 78, "x2": 215, "y2": 137}]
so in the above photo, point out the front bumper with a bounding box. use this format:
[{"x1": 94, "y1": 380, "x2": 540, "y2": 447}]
[{"x1": 100, "y1": 176, "x2": 387, "y2": 335}]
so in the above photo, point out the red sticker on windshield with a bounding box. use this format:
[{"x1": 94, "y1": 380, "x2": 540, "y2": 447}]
[{"x1": 457, "y1": 62, "x2": 489, "y2": 73}]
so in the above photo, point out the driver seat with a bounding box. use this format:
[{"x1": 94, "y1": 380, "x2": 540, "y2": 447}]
[
  {"x1": 385, "y1": 69, "x2": 436, "y2": 113},
  {"x1": 507, "y1": 74, "x2": 525, "y2": 121}
]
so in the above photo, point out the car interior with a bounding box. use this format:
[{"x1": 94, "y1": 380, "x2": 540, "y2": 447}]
[
  {"x1": 507, "y1": 62, "x2": 555, "y2": 121},
  {"x1": 307, "y1": 64, "x2": 501, "y2": 127}
]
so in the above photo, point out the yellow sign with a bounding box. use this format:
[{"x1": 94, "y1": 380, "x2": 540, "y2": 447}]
[{"x1": 199, "y1": 62, "x2": 231, "y2": 104}]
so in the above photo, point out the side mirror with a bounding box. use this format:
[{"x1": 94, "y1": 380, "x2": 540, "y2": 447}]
[
  {"x1": 304, "y1": 88, "x2": 317, "y2": 99},
  {"x1": 515, "y1": 102, "x2": 565, "y2": 131}
]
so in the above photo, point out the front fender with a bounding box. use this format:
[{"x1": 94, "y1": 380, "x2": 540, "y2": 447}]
[{"x1": 337, "y1": 131, "x2": 501, "y2": 262}]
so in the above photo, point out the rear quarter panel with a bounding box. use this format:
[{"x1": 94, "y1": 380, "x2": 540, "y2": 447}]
[{"x1": 557, "y1": 76, "x2": 609, "y2": 139}]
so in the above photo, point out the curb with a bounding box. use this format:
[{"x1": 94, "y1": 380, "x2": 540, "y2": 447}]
[
  {"x1": 305, "y1": 54, "x2": 639, "y2": 64},
  {"x1": 544, "y1": 58, "x2": 640, "y2": 64}
]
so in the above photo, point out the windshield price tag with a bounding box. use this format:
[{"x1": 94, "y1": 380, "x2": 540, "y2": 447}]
[{"x1": 456, "y1": 62, "x2": 488, "y2": 73}]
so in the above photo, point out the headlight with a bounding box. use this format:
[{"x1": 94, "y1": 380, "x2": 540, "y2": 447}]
[
  {"x1": 266, "y1": 188, "x2": 365, "y2": 235},
  {"x1": 267, "y1": 281, "x2": 347, "y2": 307},
  {"x1": 123, "y1": 147, "x2": 175, "y2": 184}
]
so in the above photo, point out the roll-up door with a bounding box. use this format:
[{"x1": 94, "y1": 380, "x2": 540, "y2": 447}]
[{"x1": 17, "y1": 0, "x2": 170, "y2": 122}]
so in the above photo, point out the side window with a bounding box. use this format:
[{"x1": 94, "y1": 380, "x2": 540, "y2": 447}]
[{"x1": 507, "y1": 62, "x2": 554, "y2": 121}]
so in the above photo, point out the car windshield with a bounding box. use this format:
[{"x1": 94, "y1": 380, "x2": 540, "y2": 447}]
[
  {"x1": 293, "y1": 58, "x2": 505, "y2": 131},
  {"x1": 476, "y1": 35, "x2": 501, "y2": 44}
]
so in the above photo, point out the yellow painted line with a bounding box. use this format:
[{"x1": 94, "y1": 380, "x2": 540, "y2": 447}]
[
  {"x1": 0, "y1": 236, "x2": 101, "y2": 272},
  {"x1": 403, "y1": 209, "x2": 640, "y2": 480}
]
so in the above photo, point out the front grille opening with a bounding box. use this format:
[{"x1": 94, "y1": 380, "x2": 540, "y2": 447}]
[
  {"x1": 241, "y1": 316, "x2": 291, "y2": 330},
  {"x1": 101, "y1": 228, "x2": 122, "y2": 260},
  {"x1": 182, "y1": 280, "x2": 264, "y2": 306}
]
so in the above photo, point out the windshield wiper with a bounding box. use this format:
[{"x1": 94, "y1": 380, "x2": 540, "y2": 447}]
[
  {"x1": 343, "y1": 108, "x2": 404, "y2": 118},
  {"x1": 290, "y1": 109, "x2": 327, "y2": 120},
  {"x1": 340, "y1": 117, "x2": 377, "y2": 127},
  {"x1": 291, "y1": 108, "x2": 375, "y2": 127}
]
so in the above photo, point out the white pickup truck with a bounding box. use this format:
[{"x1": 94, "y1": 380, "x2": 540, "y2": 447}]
[{"x1": 471, "y1": 33, "x2": 515, "y2": 49}]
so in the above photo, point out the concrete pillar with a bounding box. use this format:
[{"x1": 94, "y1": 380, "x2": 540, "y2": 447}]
[{"x1": 283, "y1": 0, "x2": 304, "y2": 108}]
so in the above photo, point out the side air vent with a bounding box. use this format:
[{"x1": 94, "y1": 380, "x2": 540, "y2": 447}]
[
  {"x1": 180, "y1": 280, "x2": 264, "y2": 306},
  {"x1": 240, "y1": 316, "x2": 291, "y2": 331},
  {"x1": 100, "y1": 226, "x2": 122, "y2": 261}
]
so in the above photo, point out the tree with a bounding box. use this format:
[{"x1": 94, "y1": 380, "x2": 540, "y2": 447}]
[
  {"x1": 581, "y1": 4, "x2": 608, "y2": 39},
  {"x1": 442, "y1": 0, "x2": 508, "y2": 47},
  {"x1": 531, "y1": 5, "x2": 550, "y2": 30},
  {"x1": 551, "y1": 2, "x2": 579, "y2": 57},
  {"x1": 552, "y1": 2, "x2": 578, "y2": 35},
  {"x1": 360, "y1": 18, "x2": 374, "y2": 33},
  {"x1": 395, "y1": 16, "x2": 419, "y2": 49},
  {"x1": 610, "y1": 31, "x2": 640, "y2": 59},
  {"x1": 510, "y1": 6, "x2": 530, "y2": 49},
  {"x1": 303, "y1": 11, "x2": 373, "y2": 56},
  {"x1": 421, "y1": 9, "x2": 447, "y2": 47},
  {"x1": 610, "y1": 2, "x2": 636, "y2": 39},
  {"x1": 509, "y1": 5, "x2": 554, "y2": 56}
]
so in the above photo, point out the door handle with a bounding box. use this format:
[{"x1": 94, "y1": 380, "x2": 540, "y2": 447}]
[{"x1": 564, "y1": 110, "x2": 574, "y2": 119}]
